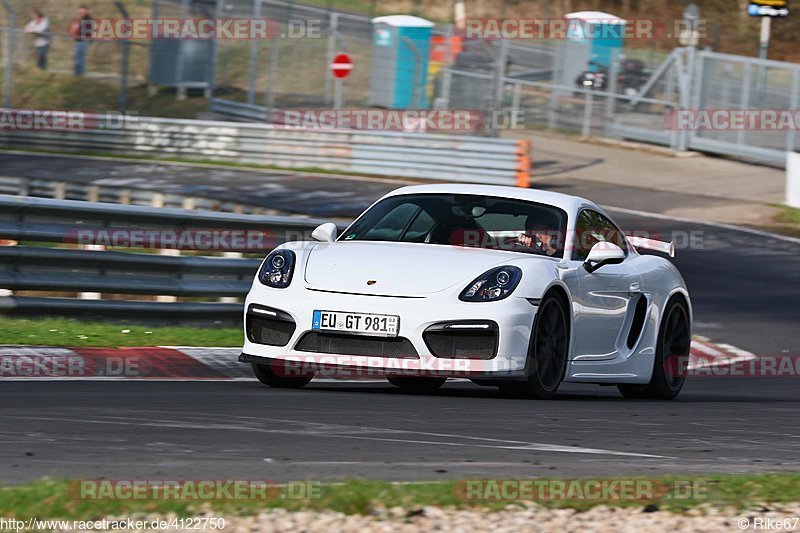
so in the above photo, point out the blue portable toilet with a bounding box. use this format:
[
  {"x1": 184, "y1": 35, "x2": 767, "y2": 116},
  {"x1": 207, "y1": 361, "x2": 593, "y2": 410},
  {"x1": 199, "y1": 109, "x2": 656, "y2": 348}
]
[
  {"x1": 370, "y1": 15, "x2": 434, "y2": 109},
  {"x1": 559, "y1": 11, "x2": 625, "y2": 86}
]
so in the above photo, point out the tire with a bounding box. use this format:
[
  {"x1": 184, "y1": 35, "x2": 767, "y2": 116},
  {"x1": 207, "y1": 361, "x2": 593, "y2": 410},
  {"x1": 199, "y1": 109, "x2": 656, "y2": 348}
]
[
  {"x1": 251, "y1": 362, "x2": 313, "y2": 389},
  {"x1": 618, "y1": 297, "x2": 690, "y2": 400},
  {"x1": 387, "y1": 376, "x2": 447, "y2": 393},
  {"x1": 499, "y1": 293, "x2": 569, "y2": 400}
]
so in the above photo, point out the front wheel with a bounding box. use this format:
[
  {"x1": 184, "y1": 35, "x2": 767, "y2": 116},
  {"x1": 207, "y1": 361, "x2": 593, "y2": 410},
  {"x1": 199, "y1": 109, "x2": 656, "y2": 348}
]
[
  {"x1": 500, "y1": 293, "x2": 569, "y2": 400},
  {"x1": 387, "y1": 376, "x2": 447, "y2": 393},
  {"x1": 618, "y1": 297, "x2": 690, "y2": 400},
  {"x1": 252, "y1": 363, "x2": 313, "y2": 389}
]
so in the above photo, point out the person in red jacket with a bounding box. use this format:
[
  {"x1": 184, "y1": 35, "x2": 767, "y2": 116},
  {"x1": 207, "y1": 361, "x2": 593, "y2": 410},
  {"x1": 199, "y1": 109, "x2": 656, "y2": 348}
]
[{"x1": 67, "y1": 5, "x2": 94, "y2": 75}]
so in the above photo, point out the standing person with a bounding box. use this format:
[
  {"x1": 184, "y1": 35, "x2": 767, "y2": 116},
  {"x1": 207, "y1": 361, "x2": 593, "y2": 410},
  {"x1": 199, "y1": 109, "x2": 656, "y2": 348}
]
[
  {"x1": 24, "y1": 9, "x2": 50, "y2": 70},
  {"x1": 68, "y1": 5, "x2": 94, "y2": 76}
]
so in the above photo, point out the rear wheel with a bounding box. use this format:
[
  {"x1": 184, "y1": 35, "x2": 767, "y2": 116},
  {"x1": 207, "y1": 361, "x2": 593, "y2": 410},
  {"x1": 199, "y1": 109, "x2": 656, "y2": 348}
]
[
  {"x1": 500, "y1": 293, "x2": 569, "y2": 400},
  {"x1": 387, "y1": 376, "x2": 447, "y2": 393},
  {"x1": 252, "y1": 363, "x2": 313, "y2": 389},
  {"x1": 618, "y1": 297, "x2": 690, "y2": 400}
]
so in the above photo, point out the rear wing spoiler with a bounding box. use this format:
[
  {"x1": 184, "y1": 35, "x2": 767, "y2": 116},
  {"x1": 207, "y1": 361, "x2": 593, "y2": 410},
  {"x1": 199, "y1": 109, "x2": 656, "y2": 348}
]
[{"x1": 627, "y1": 236, "x2": 675, "y2": 258}]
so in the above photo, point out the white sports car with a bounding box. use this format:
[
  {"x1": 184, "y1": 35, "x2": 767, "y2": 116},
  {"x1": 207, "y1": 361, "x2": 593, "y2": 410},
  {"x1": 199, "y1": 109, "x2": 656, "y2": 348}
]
[{"x1": 240, "y1": 184, "x2": 692, "y2": 400}]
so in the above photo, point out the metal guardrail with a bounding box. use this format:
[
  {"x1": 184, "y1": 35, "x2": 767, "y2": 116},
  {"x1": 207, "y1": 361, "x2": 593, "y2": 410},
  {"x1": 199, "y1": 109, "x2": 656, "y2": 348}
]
[
  {"x1": 0, "y1": 194, "x2": 343, "y2": 324},
  {"x1": 0, "y1": 115, "x2": 531, "y2": 186},
  {"x1": 0, "y1": 246, "x2": 259, "y2": 296},
  {"x1": 208, "y1": 99, "x2": 271, "y2": 122},
  {"x1": 0, "y1": 175, "x2": 274, "y2": 213}
]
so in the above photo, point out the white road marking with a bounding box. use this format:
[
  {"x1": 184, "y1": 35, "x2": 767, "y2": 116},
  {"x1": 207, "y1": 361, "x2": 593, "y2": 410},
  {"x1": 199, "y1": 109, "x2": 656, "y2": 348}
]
[
  {"x1": 0, "y1": 412, "x2": 668, "y2": 459},
  {"x1": 329, "y1": 435, "x2": 668, "y2": 458},
  {"x1": 689, "y1": 340, "x2": 758, "y2": 369},
  {"x1": 715, "y1": 343, "x2": 758, "y2": 358},
  {"x1": 288, "y1": 461, "x2": 534, "y2": 466},
  {"x1": 691, "y1": 341, "x2": 725, "y2": 357}
]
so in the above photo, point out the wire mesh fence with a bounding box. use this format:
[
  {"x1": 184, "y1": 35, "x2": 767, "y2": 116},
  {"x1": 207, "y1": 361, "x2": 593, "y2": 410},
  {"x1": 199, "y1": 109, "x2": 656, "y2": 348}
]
[
  {"x1": 442, "y1": 42, "x2": 800, "y2": 166},
  {"x1": 211, "y1": 0, "x2": 410, "y2": 110},
  {"x1": 213, "y1": 9, "x2": 374, "y2": 108},
  {"x1": 1, "y1": 27, "x2": 149, "y2": 81},
  {"x1": 440, "y1": 42, "x2": 682, "y2": 141},
  {"x1": 693, "y1": 52, "x2": 800, "y2": 154},
  {"x1": 0, "y1": 0, "x2": 153, "y2": 81}
]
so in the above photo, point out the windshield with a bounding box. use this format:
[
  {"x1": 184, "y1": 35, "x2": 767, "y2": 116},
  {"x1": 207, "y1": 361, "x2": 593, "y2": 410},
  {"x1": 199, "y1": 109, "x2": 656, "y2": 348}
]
[{"x1": 340, "y1": 194, "x2": 568, "y2": 258}]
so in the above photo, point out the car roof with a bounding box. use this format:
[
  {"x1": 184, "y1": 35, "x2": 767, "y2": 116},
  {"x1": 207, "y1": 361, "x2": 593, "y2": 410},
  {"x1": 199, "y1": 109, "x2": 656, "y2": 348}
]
[{"x1": 382, "y1": 184, "x2": 600, "y2": 216}]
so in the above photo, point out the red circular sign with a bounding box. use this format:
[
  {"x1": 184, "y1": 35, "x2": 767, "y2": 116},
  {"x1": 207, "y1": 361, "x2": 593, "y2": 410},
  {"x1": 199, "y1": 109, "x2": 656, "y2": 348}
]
[{"x1": 331, "y1": 53, "x2": 353, "y2": 79}]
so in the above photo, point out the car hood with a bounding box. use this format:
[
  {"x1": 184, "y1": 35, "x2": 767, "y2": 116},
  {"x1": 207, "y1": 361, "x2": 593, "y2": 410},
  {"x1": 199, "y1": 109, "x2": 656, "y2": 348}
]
[{"x1": 303, "y1": 241, "x2": 521, "y2": 296}]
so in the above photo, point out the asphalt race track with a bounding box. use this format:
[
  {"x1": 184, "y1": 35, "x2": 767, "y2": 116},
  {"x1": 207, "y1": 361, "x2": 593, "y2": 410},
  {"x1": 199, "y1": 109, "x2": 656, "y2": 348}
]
[
  {"x1": 1, "y1": 377, "x2": 799, "y2": 484},
  {"x1": 0, "y1": 152, "x2": 407, "y2": 218},
  {"x1": 1, "y1": 155, "x2": 799, "y2": 484}
]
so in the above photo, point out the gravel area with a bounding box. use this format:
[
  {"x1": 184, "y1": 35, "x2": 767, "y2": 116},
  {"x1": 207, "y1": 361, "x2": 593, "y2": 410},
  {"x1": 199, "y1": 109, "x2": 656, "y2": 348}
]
[{"x1": 108, "y1": 504, "x2": 800, "y2": 532}]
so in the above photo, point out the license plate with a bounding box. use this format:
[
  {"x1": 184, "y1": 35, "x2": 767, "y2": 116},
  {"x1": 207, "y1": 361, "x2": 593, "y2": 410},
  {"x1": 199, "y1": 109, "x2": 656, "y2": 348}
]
[{"x1": 312, "y1": 310, "x2": 399, "y2": 337}]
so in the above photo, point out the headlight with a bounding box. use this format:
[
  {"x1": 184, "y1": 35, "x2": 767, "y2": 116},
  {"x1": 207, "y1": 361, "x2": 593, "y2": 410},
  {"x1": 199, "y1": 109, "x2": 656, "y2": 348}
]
[
  {"x1": 259, "y1": 250, "x2": 296, "y2": 288},
  {"x1": 459, "y1": 266, "x2": 522, "y2": 302}
]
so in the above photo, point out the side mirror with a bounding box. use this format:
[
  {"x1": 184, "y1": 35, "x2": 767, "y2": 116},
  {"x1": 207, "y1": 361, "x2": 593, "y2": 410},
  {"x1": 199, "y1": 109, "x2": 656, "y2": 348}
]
[
  {"x1": 583, "y1": 242, "x2": 625, "y2": 273},
  {"x1": 311, "y1": 223, "x2": 337, "y2": 243}
]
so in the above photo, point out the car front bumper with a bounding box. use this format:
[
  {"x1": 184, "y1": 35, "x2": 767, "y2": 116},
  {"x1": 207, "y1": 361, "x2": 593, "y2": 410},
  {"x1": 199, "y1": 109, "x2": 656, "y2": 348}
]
[{"x1": 241, "y1": 281, "x2": 538, "y2": 380}]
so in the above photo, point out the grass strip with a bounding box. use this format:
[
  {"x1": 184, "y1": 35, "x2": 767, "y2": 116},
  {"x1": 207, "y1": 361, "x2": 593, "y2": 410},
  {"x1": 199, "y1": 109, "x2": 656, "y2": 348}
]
[
  {"x1": 0, "y1": 317, "x2": 241, "y2": 347},
  {"x1": 2, "y1": 474, "x2": 800, "y2": 519}
]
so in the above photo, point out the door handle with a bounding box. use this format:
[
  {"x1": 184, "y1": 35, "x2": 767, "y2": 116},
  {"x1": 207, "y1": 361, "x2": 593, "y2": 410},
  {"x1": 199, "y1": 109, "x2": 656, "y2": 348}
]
[{"x1": 628, "y1": 282, "x2": 641, "y2": 295}]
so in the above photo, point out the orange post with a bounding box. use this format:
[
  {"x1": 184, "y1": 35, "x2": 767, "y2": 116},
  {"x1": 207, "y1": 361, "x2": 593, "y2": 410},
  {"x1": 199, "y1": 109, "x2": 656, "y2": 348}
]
[{"x1": 516, "y1": 140, "x2": 532, "y2": 188}]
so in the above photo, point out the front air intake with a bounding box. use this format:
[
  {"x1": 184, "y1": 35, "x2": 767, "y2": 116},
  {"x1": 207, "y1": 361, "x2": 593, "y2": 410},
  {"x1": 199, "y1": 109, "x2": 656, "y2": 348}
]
[
  {"x1": 295, "y1": 332, "x2": 419, "y2": 358},
  {"x1": 423, "y1": 321, "x2": 498, "y2": 359},
  {"x1": 246, "y1": 305, "x2": 296, "y2": 347}
]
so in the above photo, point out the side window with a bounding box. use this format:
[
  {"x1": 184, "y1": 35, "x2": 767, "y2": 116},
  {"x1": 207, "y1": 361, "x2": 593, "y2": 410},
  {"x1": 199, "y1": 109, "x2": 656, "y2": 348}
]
[
  {"x1": 361, "y1": 203, "x2": 420, "y2": 240},
  {"x1": 573, "y1": 210, "x2": 627, "y2": 261}
]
